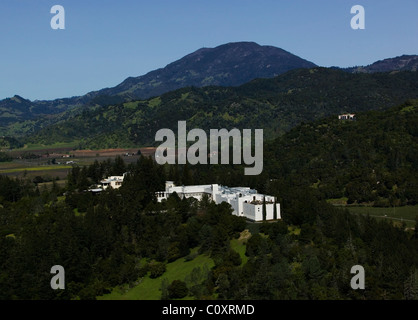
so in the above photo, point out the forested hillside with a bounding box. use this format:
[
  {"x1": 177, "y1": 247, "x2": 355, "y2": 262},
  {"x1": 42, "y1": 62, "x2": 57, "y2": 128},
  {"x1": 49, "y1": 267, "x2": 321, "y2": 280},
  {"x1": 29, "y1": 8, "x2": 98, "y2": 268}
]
[
  {"x1": 1, "y1": 103, "x2": 417, "y2": 300},
  {"x1": 264, "y1": 100, "x2": 418, "y2": 206},
  {"x1": 0, "y1": 156, "x2": 417, "y2": 300},
  {"x1": 344, "y1": 55, "x2": 418, "y2": 73},
  {"x1": 26, "y1": 69, "x2": 418, "y2": 148},
  {"x1": 139, "y1": 100, "x2": 418, "y2": 209}
]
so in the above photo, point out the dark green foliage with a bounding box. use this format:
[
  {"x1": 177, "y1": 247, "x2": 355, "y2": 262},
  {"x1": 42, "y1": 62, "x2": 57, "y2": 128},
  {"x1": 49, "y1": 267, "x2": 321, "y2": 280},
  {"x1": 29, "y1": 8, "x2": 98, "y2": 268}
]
[
  {"x1": 0, "y1": 155, "x2": 253, "y2": 299},
  {"x1": 415, "y1": 216, "x2": 418, "y2": 240},
  {"x1": 0, "y1": 175, "x2": 35, "y2": 202},
  {"x1": 0, "y1": 136, "x2": 23, "y2": 149},
  {"x1": 273, "y1": 198, "x2": 278, "y2": 220},
  {"x1": 0, "y1": 152, "x2": 12, "y2": 162},
  {"x1": 149, "y1": 262, "x2": 167, "y2": 279},
  {"x1": 264, "y1": 100, "x2": 418, "y2": 206},
  {"x1": 32, "y1": 176, "x2": 44, "y2": 185},
  {"x1": 211, "y1": 207, "x2": 418, "y2": 300},
  {"x1": 1, "y1": 94, "x2": 418, "y2": 300},
  {"x1": 262, "y1": 197, "x2": 266, "y2": 221},
  {"x1": 168, "y1": 280, "x2": 188, "y2": 299}
]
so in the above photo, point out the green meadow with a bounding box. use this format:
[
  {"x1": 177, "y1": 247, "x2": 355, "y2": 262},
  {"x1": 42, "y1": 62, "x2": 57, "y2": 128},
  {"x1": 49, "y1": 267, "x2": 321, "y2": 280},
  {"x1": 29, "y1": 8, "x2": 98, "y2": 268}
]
[
  {"x1": 0, "y1": 165, "x2": 72, "y2": 174},
  {"x1": 99, "y1": 239, "x2": 248, "y2": 300},
  {"x1": 98, "y1": 249, "x2": 214, "y2": 300},
  {"x1": 230, "y1": 238, "x2": 248, "y2": 266}
]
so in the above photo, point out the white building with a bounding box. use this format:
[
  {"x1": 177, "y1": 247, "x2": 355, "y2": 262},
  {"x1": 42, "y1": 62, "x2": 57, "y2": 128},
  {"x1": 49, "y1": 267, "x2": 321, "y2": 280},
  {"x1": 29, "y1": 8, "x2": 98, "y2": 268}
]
[
  {"x1": 156, "y1": 181, "x2": 281, "y2": 222},
  {"x1": 338, "y1": 113, "x2": 356, "y2": 120},
  {"x1": 100, "y1": 173, "x2": 127, "y2": 190}
]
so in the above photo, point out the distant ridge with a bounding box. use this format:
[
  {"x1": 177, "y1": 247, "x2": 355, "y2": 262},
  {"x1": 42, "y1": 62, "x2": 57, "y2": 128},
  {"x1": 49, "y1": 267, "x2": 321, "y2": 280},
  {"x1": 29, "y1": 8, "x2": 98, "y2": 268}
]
[
  {"x1": 344, "y1": 55, "x2": 418, "y2": 73},
  {"x1": 26, "y1": 68, "x2": 418, "y2": 149}
]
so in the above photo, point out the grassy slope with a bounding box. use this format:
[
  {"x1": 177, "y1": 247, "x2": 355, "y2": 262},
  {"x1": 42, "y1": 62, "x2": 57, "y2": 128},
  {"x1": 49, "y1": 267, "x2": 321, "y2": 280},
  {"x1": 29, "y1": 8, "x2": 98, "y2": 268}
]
[
  {"x1": 98, "y1": 239, "x2": 249, "y2": 300},
  {"x1": 230, "y1": 238, "x2": 248, "y2": 266},
  {"x1": 11, "y1": 142, "x2": 79, "y2": 152},
  {"x1": 98, "y1": 249, "x2": 215, "y2": 300}
]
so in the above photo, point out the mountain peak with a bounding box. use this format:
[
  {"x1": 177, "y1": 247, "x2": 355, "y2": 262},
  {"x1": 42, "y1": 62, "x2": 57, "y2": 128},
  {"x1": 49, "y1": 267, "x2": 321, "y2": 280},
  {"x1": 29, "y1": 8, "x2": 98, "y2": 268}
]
[
  {"x1": 99, "y1": 42, "x2": 317, "y2": 99},
  {"x1": 10, "y1": 95, "x2": 29, "y2": 103}
]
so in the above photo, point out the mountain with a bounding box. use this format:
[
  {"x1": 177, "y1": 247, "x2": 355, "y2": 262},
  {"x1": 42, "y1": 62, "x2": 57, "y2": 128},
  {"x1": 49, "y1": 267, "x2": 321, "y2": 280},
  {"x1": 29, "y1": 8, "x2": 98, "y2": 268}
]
[
  {"x1": 0, "y1": 95, "x2": 33, "y2": 126},
  {"x1": 344, "y1": 55, "x2": 418, "y2": 73},
  {"x1": 26, "y1": 68, "x2": 418, "y2": 149},
  {"x1": 0, "y1": 95, "x2": 91, "y2": 136},
  {"x1": 0, "y1": 42, "x2": 316, "y2": 135},
  {"x1": 94, "y1": 41, "x2": 317, "y2": 99},
  {"x1": 1, "y1": 43, "x2": 416, "y2": 139}
]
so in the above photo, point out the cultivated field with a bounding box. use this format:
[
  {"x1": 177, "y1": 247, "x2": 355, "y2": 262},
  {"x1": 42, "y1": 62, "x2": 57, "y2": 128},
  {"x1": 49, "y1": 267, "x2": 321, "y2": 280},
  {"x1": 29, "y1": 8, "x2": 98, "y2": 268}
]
[{"x1": 0, "y1": 147, "x2": 157, "y2": 181}]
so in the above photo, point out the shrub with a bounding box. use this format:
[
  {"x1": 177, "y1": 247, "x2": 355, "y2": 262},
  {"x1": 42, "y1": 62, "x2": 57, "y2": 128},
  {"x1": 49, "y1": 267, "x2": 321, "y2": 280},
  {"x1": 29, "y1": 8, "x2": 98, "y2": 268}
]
[
  {"x1": 168, "y1": 280, "x2": 188, "y2": 299},
  {"x1": 149, "y1": 262, "x2": 166, "y2": 279}
]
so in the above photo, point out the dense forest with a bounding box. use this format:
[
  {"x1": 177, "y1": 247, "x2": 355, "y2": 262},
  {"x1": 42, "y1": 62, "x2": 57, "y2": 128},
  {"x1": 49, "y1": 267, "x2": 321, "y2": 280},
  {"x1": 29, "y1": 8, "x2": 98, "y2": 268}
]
[
  {"x1": 0, "y1": 153, "x2": 417, "y2": 300},
  {"x1": 1, "y1": 100, "x2": 417, "y2": 300},
  {"x1": 23, "y1": 69, "x2": 418, "y2": 148},
  {"x1": 264, "y1": 100, "x2": 418, "y2": 206},
  {"x1": 146, "y1": 100, "x2": 418, "y2": 207}
]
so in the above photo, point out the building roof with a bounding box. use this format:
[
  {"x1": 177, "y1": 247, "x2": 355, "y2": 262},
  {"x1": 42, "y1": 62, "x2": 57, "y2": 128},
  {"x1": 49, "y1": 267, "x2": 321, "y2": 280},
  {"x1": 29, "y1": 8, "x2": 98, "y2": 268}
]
[{"x1": 100, "y1": 173, "x2": 127, "y2": 184}]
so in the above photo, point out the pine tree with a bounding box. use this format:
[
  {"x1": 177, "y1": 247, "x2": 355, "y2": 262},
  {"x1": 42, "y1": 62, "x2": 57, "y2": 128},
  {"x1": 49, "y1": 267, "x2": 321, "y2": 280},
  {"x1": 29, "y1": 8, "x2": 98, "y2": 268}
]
[
  {"x1": 262, "y1": 196, "x2": 267, "y2": 221},
  {"x1": 160, "y1": 278, "x2": 169, "y2": 300},
  {"x1": 113, "y1": 155, "x2": 126, "y2": 175},
  {"x1": 182, "y1": 163, "x2": 192, "y2": 185},
  {"x1": 273, "y1": 198, "x2": 277, "y2": 220},
  {"x1": 404, "y1": 269, "x2": 418, "y2": 300}
]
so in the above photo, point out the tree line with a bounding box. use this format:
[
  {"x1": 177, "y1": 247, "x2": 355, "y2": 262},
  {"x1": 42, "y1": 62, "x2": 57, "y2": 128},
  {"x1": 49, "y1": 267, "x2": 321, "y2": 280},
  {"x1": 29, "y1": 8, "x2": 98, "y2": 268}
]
[{"x1": 0, "y1": 153, "x2": 417, "y2": 300}]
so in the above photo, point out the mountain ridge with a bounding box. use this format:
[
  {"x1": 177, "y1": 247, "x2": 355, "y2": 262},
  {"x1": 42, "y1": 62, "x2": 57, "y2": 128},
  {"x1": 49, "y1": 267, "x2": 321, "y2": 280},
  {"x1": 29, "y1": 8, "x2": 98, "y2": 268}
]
[
  {"x1": 80, "y1": 41, "x2": 318, "y2": 99},
  {"x1": 0, "y1": 41, "x2": 317, "y2": 134},
  {"x1": 0, "y1": 42, "x2": 417, "y2": 138},
  {"x1": 343, "y1": 54, "x2": 418, "y2": 73},
  {"x1": 25, "y1": 68, "x2": 418, "y2": 149}
]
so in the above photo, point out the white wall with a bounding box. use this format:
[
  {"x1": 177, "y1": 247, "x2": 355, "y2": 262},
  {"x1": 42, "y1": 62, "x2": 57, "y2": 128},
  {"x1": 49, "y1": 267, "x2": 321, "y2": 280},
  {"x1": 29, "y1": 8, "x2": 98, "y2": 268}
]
[
  {"x1": 156, "y1": 182, "x2": 281, "y2": 222},
  {"x1": 241, "y1": 202, "x2": 281, "y2": 221}
]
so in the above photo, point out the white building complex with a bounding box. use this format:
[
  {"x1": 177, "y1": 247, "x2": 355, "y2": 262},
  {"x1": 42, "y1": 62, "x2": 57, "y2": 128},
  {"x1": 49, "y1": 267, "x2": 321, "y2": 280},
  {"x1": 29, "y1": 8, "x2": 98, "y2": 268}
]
[
  {"x1": 100, "y1": 173, "x2": 127, "y2": 190},
  {"x1": 156, "y1": 181, "x2": 281, "y2": 222}
]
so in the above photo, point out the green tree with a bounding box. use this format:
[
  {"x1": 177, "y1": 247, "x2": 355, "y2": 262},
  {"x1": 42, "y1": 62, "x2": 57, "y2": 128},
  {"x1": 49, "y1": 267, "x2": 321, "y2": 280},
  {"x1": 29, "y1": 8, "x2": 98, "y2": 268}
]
[
  {"x1": 414, "y1": 216, "x2": 418, "y2": 239},
  {"x1": 160, "y1": 278, "x2": 169, "y2": 300},
  {"x1": 404, "y1": 269, "x2": 418, "y2": 300},
  {"x1": 216, "y1": 273, "x2": 230, "y2": 299},
  {"x1": 273, "y1": 198, "x2": 277, "y2": 220},
  {"x1": 149, "y1": 262, "x2": 166, "y2": 279},
  {"x1": 168, "y1": 280, "x2": 188, "y2": 299},
  {"x1": 262, "y1": 196, "x2": 267, "y2": 221}
]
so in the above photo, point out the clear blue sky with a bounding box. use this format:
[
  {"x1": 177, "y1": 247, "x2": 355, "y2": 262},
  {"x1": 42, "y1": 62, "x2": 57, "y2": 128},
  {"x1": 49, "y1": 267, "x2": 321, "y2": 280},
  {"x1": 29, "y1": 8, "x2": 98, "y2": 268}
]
[{"x1": 0, "y1": 0, "x2": 417, "y2": 100}]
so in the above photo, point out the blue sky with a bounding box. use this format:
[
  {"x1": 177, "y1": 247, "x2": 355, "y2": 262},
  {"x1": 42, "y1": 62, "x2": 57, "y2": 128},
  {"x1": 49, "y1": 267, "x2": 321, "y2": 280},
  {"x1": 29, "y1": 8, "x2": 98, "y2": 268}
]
[{"x1": 0, "y1": 0, "x2": 417, "y2": 100}]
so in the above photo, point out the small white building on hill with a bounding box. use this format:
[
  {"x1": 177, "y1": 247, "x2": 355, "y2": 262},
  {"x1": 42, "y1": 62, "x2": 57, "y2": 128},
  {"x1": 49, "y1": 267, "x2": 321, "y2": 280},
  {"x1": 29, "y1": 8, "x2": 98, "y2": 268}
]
[
  {"x1": 156, "y1": 181, "x2": 281, "y2": 222},
  {"x1": 338, "y1": 113, "x2": 356, "y2": 120}
]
